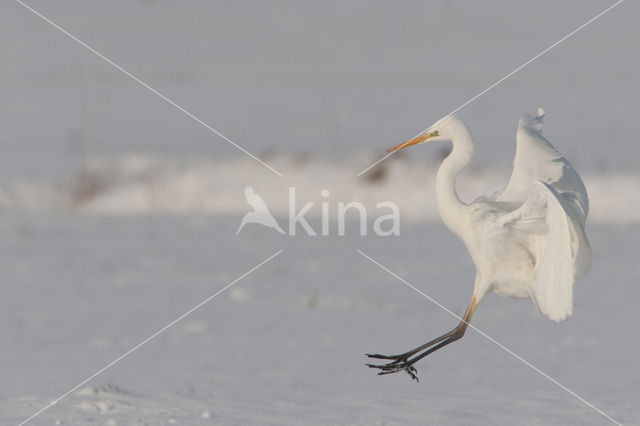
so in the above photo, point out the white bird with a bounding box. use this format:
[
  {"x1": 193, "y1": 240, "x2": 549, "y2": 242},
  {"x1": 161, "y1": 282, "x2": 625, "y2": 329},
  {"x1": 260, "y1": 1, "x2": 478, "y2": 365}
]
[
  {"x1": 367, "y1": 109, "x2": 592, "y2": 380},
  {"x1": 236, "y1": 186, "x2": 285, "y2": 235}
]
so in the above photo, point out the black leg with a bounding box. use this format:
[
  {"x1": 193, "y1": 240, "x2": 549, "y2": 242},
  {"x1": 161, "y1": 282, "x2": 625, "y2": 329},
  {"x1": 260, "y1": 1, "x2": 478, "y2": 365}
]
[
  {"x1": 368, "y1": 330, "x2": 464, "y2": 381},
  {"x1": 366, "y1": 328, "x2": 456, "y2": 362},
  {"x1": 366, "y1": 294, "x2": 477, "y2": 381}
]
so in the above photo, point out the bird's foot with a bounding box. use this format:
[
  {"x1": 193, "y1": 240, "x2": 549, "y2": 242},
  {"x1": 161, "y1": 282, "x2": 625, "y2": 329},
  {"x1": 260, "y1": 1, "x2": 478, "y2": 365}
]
[{"x1": 365, "y1": 353, "x2": 419, "y2": 382}]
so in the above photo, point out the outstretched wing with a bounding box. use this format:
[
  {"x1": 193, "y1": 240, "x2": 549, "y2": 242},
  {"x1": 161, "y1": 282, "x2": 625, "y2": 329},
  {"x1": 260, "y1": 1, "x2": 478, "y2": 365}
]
[
  {"x1": 502, "y1": 181, "x2": 592, "y2": 321},
  {"x1": 496, "y1": 108, "x2": 589, "y2": 226},
  {"x1": 244, "y1": 186, "x2": 269, "y2": 212},
  {"x1": 497, "y1": 110, "x2": 592, "y2": 321}
]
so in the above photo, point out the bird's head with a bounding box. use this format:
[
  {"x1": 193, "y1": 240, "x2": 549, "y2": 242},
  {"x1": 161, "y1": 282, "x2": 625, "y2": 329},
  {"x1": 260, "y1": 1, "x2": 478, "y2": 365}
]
[{"x1": 387, "y1": 115, "x2": 467, "y2": 152}]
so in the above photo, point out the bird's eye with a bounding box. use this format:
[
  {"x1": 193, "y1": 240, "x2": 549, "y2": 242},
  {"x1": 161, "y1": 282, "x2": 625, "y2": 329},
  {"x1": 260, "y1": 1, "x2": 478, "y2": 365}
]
[{"x1": 432, "y1": 131, "x2": 439, "y2": 136}]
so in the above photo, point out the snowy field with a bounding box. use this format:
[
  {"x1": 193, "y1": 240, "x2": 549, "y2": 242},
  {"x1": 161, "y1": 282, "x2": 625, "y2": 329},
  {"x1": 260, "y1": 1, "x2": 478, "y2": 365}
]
[
  {"x1": 1, "y1": 0, "x2": 640, "y2": 425},
  {"x1": 0, "y1": 217, "x2": 638, "y2": 425}
]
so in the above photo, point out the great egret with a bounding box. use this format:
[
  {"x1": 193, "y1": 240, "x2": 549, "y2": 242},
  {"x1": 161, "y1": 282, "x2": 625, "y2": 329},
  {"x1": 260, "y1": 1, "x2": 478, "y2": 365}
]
[{"x1": 367, "y1": 109, "x2": 592, "y2": 380}]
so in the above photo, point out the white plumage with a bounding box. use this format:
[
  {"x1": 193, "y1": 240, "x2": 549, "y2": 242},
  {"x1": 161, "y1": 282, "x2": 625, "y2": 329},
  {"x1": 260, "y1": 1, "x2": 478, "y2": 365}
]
[
  {"x1": 472, "y1": 108, "x2": 592, "y2": 320},
  {"x1": 367, "y1": 109, "x2": 592, "y2": 379}
]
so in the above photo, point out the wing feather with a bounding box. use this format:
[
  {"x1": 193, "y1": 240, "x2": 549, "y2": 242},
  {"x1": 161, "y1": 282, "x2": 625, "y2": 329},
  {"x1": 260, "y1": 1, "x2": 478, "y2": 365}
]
[
  {"x1": 497, "y1": 108, "x2": 589, "y2": 226},
  {"x1": 494, "y1": 109, "x2": 592, "y2": 320},
  {"x1": 503, "y1": 181, "x2": 592, "y2": 321}
]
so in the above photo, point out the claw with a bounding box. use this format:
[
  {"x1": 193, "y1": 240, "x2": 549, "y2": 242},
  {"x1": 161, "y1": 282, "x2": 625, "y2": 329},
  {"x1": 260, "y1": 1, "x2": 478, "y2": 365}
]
[
  {"x1": 366, "y1": 353, "x2": 402, "y2": 360},
  {"x1": 366, "y1": 361, "x2": 404, "y2": 370},
  {"x1": 405, "y1": 366, "x2": 419, "y2": 382},
  {"x1": 366, "y1": 353, "x2": 407, "y2": 368},
  {"x1": 366, "y1": 355, "x2": 420, "y2": 381}
]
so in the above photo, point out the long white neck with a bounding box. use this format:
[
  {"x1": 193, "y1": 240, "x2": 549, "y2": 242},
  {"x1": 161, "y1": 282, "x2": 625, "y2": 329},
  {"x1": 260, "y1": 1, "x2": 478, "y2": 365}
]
[{"x1": 435, "y1": 128, "x2": 473, "y2": 236}]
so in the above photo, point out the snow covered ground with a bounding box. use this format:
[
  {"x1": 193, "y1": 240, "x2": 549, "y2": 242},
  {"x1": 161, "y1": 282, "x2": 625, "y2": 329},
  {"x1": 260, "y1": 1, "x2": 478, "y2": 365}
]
[
  {"x1": 0, "y1": 217, "x2": 638, "y2": 425},
  {"x1": 2, "y1": 0, "x2": 640, "y2": 424}
]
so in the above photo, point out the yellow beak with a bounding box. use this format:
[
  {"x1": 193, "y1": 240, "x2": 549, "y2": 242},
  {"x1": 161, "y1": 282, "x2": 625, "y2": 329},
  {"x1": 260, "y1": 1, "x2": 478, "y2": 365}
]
[{"x1": 387, "y1": 132, "x2": 433, "y2": 153}]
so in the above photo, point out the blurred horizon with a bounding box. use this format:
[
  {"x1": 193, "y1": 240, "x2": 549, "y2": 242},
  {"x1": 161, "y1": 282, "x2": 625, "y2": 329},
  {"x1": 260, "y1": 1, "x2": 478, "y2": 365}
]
[{"x1": 1, "y1": 0, "x2": 638, "y2": 181}]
